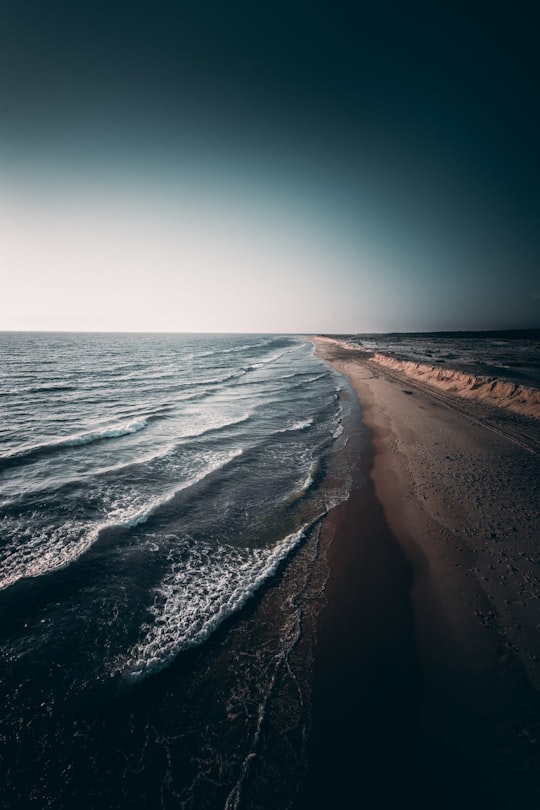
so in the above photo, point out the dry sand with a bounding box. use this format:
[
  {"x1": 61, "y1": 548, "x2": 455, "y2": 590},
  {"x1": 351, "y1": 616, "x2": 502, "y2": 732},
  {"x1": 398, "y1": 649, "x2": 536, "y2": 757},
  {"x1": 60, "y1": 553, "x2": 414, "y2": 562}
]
[{"x1": 297, "y1": 337, "x2": 540, "y2": 809}]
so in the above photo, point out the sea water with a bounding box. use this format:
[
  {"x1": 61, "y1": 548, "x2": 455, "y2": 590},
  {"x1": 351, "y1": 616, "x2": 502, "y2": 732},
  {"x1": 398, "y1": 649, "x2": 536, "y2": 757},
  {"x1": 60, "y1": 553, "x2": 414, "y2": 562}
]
[{"x1": 0, "y1": 332, "x2": 363, "y2": 808}]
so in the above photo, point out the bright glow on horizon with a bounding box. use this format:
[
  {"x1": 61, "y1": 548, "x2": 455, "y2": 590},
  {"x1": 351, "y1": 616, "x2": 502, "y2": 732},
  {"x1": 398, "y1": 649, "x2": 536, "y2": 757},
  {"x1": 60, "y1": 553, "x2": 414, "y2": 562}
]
[
  {"x1": 2, "y1": 159, "x2": 535, "y2": 334},
  {"x1": 0, "y1": 168, "x2": 390, "y2": 333}
]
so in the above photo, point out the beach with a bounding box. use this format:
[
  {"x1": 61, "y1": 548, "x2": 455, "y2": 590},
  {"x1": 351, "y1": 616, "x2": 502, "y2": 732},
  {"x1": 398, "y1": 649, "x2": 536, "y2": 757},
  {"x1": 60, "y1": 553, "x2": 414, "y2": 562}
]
[
  {"x1": 2, "y1": 331, "x2": 540, "y2": 808},
  {"x1": 297, "y1": 337, "x2": 540, "y2": 809}
]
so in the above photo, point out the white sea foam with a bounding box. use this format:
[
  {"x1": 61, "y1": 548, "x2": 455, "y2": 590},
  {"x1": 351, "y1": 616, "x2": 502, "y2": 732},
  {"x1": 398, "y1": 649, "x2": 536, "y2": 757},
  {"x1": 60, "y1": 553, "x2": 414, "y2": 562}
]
[
  {"x1": 0, "y1": 449, "x2": 243, "y2": 590},
  {"x1": 290, "y1": 418, "x2": 314, "y2": 432},
  {"x1": 0, "y1": 418, "x2": 149, "y2": 462},
  {"x1": 0, "y1": 443, "x2": 180, "y2": 506},
  {"x1": 177, "y1": 411, "x2": 253, "y2": 441},
  {"x1": 123, "y1": 528, "x2": 306, "y2": 680},
  {"x1": 62, "y1": 418, "x2": 149, "y2": 446},
  {"x1": 300, "y1": 461, "x2": 318, "y2": 494},
  {"x1": 245, "y1": 349, "x2": 291, "y2": 370},
  {"x1": 274, "y1": 417, "x2": 314, "y2": 435}
]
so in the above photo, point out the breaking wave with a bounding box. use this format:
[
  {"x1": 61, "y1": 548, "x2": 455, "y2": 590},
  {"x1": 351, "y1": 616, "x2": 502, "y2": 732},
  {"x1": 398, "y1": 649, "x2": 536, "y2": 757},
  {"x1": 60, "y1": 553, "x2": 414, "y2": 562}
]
[
  {"x1": 123, "y1": 528, "x2": 306, "y2": 680},
  {"x1": 0, "y1": 449, "x2": 243, "y2": 591},
  {"x1": 0, "y1": 418, "x2": 149, "y2": 468}
]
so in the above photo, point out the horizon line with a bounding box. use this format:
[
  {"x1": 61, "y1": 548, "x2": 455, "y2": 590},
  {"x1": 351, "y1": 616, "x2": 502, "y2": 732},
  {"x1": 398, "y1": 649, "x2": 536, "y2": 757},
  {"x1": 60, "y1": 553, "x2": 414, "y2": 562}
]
[{"x1": 1, "y1": 327, "x2": 539, "y2": 337}]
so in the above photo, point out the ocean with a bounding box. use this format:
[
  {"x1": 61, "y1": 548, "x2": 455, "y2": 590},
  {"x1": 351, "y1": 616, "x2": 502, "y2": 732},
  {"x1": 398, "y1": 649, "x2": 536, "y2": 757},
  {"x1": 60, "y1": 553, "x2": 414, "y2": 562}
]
[{"x1": 0, "y1": 332, "x2": 364, "y2": 809}]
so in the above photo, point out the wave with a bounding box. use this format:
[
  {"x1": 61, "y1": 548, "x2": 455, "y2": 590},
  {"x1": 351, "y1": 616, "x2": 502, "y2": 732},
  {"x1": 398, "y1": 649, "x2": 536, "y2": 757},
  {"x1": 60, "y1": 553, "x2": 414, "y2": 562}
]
[
  {"x1": 278, "y1": 418, "x2": 314, "y2": 433},
  {"x1": 286, "y1": 372, "x2": 330, "y2": 391},
  {"x1": 123, "y1": 527, "x2": 306, "y2": 681},
  {"x1": 0, "y1": 418, "x2": 149, "y2": 468},
  {"x1": 2, "y1": 383, "x2": 77, "y2": 397},
  {"x1": 0, "y1": 449, "x2": 244, "y2": 591},
  {"x1": 282, "y1": 460, "x2": 318, "y2": 506},
  {"x1": 7, "y1": 366, "x2": 250, "y2": 403},
  {"x1": 299, "y1": 460, "x2": 318, "y2": 494},
  {"x1": 0, "y1": 442, "x2": 179, "y2": 507},
  {"x1": 192, "y1": 339, "x2": 272, "y2": 359},
  {"x1": 0, "y1": 409, "x2": 252, "y2": 504},
  {"x1": 127, "y1": 368, "x2": 248, "y2": 393},
  {"x1": 243, "y1": 347, "x2": 296, "y2": 372},
  {"x1": 179, "y1": 411, "x2": 254, "y2": 441}
]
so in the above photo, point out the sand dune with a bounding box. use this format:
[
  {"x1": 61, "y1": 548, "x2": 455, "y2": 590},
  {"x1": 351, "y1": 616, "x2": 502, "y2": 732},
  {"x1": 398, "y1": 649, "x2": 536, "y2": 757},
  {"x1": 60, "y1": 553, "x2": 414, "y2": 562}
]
[
  {"x1": 317, "y1": 338, "x2": 540, "y2": 419},
  {"x1": 371, "y1": 353, "x2": 540, "y2": 419}
]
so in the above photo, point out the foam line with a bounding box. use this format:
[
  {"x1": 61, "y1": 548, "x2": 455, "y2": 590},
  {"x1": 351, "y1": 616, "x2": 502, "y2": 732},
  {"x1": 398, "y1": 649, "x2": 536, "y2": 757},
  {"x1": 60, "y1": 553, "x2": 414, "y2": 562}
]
[
  {"x1": 123, "y1": 528, "x2": 306, "y2": 680},
  {"x1": 0, "y1": 418, "x2": 149, "y2": 466},
  {"x1": 0, "y1": 450, "x2": 243, "y2": 590}
]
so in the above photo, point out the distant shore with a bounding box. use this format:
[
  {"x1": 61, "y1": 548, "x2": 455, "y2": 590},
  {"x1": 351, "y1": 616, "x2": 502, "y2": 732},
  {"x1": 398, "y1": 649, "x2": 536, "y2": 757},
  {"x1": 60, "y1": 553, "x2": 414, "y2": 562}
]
[{"x1": 297, "y1": 336, "x2": 540, "y2": 809}]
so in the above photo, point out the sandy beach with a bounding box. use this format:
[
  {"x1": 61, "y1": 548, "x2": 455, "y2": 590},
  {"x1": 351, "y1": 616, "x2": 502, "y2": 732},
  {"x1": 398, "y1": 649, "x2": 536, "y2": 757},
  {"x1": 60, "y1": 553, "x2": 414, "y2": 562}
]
[{"x1": 297, "y1": 337, "x2": 540, "y2": 809}]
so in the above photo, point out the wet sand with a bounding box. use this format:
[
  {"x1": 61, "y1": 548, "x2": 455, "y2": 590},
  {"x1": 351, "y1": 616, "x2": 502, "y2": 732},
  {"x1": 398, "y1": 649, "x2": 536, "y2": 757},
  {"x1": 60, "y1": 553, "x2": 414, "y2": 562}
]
[{"x1": 296, "y1": 337, "x2": 540, "y2": 809}]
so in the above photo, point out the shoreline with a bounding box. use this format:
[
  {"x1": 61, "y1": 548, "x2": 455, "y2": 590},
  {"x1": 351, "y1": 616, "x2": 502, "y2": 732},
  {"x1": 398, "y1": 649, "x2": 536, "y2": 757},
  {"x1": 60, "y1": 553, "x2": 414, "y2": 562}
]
[{"x1": 297, "y1": 337, "x2": 540, "y2": 808}]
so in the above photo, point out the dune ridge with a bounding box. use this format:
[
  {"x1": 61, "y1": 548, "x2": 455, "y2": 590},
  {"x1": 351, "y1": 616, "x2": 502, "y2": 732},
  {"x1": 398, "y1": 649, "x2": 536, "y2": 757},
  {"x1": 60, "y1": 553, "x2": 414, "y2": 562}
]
[
  {"x1": 371, "y1": 353, "x2": 540, "y2": 419},
  {"x1": 316, "y1": 338, "x2": 540, "y2": 419}
]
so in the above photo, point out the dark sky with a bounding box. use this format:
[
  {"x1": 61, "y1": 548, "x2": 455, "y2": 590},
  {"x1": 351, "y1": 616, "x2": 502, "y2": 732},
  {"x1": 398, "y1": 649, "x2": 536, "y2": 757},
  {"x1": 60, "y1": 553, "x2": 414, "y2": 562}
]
[{"x1": 1, "y1": 0, "x2": 539, "y2": 331}]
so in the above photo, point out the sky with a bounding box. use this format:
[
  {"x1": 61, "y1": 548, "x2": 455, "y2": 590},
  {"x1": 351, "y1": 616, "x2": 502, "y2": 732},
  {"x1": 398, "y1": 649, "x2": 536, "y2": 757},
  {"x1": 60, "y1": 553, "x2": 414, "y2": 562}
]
[{"x1": 1, "y1": 0, "x2": 539, "y2": 333}]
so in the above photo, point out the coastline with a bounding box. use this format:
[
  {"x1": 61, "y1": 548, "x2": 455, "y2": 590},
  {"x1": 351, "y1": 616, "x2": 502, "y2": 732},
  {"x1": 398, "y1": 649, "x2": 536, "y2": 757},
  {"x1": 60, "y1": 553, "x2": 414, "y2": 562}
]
[{"x1": 297, "y1": 337, "x2": 540, "y2": 808}]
